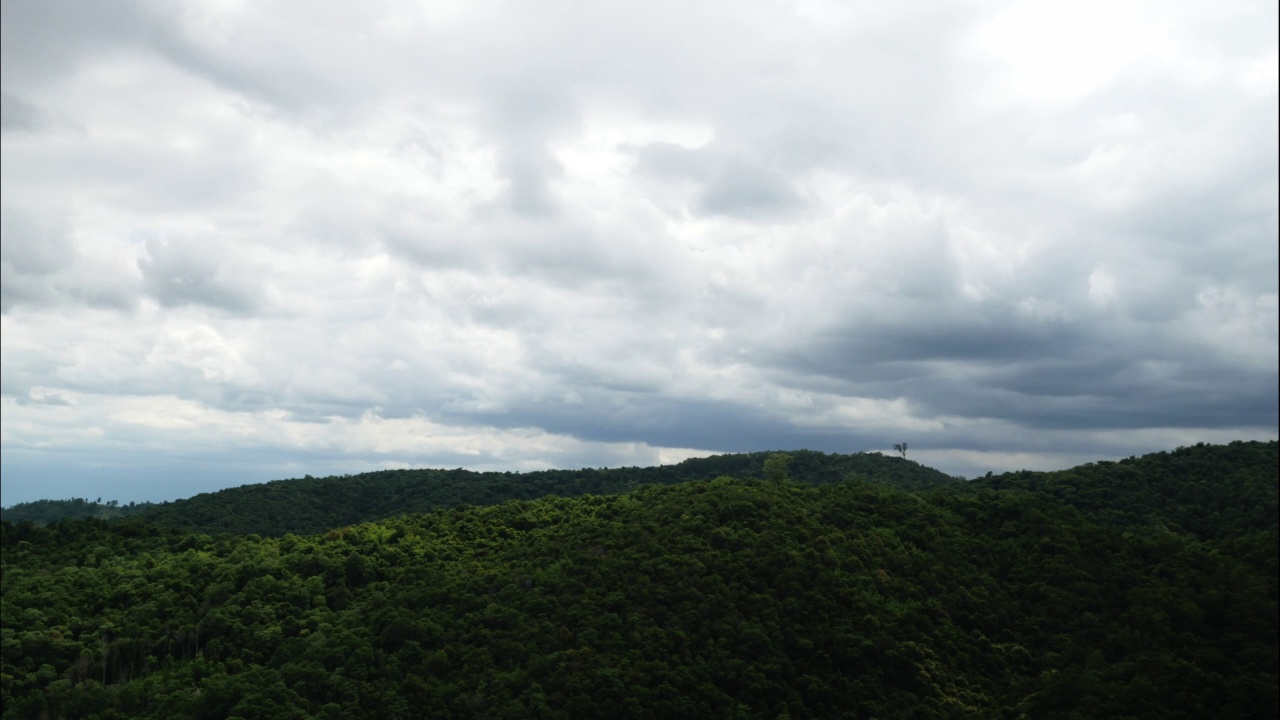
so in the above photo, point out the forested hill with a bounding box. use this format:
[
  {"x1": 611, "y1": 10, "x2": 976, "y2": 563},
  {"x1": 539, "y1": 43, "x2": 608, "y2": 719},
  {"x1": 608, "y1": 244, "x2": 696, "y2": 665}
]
[
  {"x1": 2, "y1": 449, "x2": 1276, "y2": 719},
  {"x1": 4, "y1": 450, "x2": 954, "y2": 536},
  {"x1": 0, "y1": 498, "x2": 151, "y2": 526},
  {"x1": 6, "y1": 443, "x2": 1275, "y2": 540},
  {"x1": 947, "y1": 440, "x2": 1278, "y2": 543}
]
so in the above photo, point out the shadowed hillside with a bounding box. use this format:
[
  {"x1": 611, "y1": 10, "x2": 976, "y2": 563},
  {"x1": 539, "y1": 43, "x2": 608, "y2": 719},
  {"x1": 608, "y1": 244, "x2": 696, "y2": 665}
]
[
  {"x1": 6, "y1": 450, "x2": 953, "y2": 536},
  {"x1": 2, "y1": 442, "x2": 1275, "y2": 718},
  {"x1": 942, "y1": 440, "x2": 1278, "y2": 542}
]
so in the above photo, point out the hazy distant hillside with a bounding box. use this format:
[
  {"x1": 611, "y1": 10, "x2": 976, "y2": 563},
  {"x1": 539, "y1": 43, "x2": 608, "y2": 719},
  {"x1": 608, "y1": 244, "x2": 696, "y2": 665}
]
[
  {"x1": 9, "y1": 443, "x2": 1275, "y2": 542},
  {"x1": 0, "y1": 497, "x2": 154, "y2": 525},
  {"x1": 2, "y1": 443, "x2": 1275, "y2": 719},
  {"x1": 95, "y1": 450, "x2": 956, "y2": 536}
]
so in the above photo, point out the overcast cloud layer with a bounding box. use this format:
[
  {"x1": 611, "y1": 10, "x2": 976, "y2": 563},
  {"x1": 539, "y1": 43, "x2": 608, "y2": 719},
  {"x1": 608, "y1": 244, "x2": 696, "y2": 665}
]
[{"x1": 2, "y1": 0, "x2": 1277, "y2": 504}]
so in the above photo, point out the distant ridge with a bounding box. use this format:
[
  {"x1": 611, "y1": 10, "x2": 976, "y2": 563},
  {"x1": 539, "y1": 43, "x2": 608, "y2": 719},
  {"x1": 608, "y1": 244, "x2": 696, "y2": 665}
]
[
  {"x1": 946, "y1": 440, "x2": 1278, "y2": 542},
  {"x1": 6, "y1": 442, "x2": 1273, "y2": 541},
  {"x1": 2, "y1": 450, "x2": 953, "y2": 535}
]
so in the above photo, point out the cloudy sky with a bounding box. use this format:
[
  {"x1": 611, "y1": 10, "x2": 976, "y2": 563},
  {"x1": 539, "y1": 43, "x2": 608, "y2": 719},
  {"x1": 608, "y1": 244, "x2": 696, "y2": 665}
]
[{"x1": 2, "y1": 0, "x2": 1276, "y2": 505}]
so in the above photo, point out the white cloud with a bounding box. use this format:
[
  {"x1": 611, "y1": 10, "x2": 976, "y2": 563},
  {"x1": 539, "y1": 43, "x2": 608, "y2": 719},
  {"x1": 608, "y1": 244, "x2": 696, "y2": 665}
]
[
  {"x1": 1, "y1": 0, "x2": 1275, "y2": 504},
  {"x1": 971, "y1": 0, "x2": 1176, "y2": 106}
]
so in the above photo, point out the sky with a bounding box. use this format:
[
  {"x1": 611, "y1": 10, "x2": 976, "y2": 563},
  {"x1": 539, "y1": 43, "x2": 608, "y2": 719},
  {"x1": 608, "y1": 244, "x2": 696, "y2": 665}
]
[{"x1": 2, "y1": 0, "x2": 1277, "y2": 505}]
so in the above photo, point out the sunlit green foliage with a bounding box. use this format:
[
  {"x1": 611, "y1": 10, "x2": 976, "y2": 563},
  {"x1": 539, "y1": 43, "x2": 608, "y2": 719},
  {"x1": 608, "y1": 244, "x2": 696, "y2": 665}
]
[{"x1": 763, "y1": 453, "x2": 792, "y2": 482}]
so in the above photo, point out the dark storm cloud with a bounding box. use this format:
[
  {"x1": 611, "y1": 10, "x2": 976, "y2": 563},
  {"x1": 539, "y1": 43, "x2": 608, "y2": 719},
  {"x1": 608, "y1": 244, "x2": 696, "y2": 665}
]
[
  {"x1": 454, "y1": 392, "x2": 872, "y2": 455},
  {"x1": 785, "y1": 312, "x2": 1089, "y2": 367},
  {"x1": 920, "y1": 365, "x2": 1278, "y2": 431},
  {"x1": 768, "y1": 314, "x2": 1278, "y2": 433}
]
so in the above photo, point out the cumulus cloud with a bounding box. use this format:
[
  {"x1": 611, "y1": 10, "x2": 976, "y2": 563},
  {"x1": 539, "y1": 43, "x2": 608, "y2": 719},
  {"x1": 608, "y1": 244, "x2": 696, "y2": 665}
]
[
  {"x1": 1, "y1": 209, "x2": 75, "y2": 284},
  {"x1": 0, "y1": 0, "x2": 1275, "y2": 504},
  {"x1": 138, "y1": 237, "x2": 260, "y2": 312}
]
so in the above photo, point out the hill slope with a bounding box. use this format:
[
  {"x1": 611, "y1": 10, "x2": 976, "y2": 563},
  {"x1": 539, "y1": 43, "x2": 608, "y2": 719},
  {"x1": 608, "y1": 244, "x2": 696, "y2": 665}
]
[
  {"x1": 2, "y1": 443, "x2": 1275, "y2": 719},
  {"x1": 0, "y1": 498, "x2": 152, "y2": 526},
  {"x1": 5, "y1": 450, "x2": 952, "y2": 536},
  {"x1": 946, "y1": 440, "x2": 1277, "y2": 542}
]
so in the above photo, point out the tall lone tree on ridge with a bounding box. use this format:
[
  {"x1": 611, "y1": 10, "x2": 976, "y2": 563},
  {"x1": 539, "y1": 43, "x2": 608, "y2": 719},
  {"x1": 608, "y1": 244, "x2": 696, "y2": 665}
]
[
  {"x1": 764, "y1": 453, "x2": 792, "y2": 482},
  {"x1": 894, "y1": 443, "x2": 909, "y2": 459}
]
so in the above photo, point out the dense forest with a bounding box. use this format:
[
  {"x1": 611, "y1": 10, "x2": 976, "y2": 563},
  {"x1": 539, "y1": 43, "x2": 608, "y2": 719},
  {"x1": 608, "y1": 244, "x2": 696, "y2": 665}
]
[
  {"x1": 1, "y1": 441, "x2": 1276, "y2": 718},
  {"x1": 2, "y1": 450, "x2": 955, "y2": 536},
  {"x1": 0, "y1": 499, "x2": 153, "y2": 527}
]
